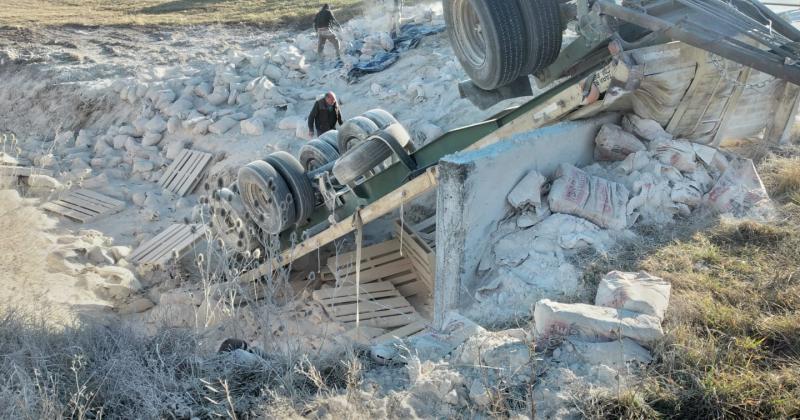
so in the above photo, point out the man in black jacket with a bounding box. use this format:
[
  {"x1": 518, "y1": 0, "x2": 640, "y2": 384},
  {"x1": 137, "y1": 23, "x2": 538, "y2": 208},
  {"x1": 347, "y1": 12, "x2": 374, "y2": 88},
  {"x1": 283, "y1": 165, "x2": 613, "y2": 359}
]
[
  {"x1": 314, "y1": 4, "x2": 341, "y2": 59},
  {"x1": 308, "y1": 91, "x2": 343, "y2": 137}
]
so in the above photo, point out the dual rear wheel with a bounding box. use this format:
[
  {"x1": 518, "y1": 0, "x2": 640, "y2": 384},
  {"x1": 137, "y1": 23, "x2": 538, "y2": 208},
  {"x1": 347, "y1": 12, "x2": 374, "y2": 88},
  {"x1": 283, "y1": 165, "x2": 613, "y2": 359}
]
[{"x1": 444, "y1": 0, "x2": 562, "y2": 90}]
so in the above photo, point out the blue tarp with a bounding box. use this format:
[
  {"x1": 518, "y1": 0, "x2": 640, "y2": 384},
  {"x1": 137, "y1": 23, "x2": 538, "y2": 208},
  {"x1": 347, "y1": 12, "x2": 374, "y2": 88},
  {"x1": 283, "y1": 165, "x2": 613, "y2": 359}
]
[{"x1": 346, "y1": 22, "x2": 446, "y2": 81}]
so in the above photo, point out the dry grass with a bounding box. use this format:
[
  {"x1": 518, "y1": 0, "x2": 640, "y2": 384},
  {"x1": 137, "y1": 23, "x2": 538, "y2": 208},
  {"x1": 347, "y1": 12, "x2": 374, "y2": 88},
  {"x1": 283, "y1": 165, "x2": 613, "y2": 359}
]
[
  {"x1": 581, "y1": 154, "x2": 800, "y2": 419},
  {"x1": 0, "y1": 0, "x2": 365, "y2": 28}
]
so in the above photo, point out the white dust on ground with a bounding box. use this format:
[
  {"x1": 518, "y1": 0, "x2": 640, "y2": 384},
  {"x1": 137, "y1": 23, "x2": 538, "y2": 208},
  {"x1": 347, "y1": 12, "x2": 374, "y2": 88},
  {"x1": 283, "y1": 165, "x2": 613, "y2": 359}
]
[{"x1": 0, "y1": 4, "x2": 514, "y2": 351}]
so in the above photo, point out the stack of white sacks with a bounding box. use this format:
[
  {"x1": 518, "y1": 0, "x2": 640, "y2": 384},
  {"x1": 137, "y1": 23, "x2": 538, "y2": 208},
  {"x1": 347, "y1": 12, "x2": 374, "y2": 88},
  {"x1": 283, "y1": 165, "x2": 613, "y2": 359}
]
[{"x1": 474, "y1": 112, "x2": 773, "y2": 326}]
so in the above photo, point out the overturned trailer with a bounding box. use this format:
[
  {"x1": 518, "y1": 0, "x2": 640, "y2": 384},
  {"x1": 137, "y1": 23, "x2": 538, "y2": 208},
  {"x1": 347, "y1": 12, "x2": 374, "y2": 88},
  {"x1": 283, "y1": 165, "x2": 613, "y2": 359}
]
[{"x1": 215, "y1": 0, "x2": 800, "y2": 325}]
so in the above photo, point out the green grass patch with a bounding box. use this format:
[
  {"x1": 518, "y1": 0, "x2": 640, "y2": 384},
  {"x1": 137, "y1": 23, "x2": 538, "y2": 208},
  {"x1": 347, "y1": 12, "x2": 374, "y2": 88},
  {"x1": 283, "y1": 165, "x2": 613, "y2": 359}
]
[
  {"x1": 581, "y1": 155, "x2": 800, "y2": 419},
  {"x1": 0, "y1": 0, "x2": 366, "y2": 28}
]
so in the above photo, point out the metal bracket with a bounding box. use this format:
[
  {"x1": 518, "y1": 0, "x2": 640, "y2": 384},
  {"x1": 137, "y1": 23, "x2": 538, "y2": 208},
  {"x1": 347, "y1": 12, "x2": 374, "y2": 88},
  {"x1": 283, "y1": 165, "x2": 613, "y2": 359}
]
[{"x1": 458, "y1": 76, "x2": 534, "y2": 110}]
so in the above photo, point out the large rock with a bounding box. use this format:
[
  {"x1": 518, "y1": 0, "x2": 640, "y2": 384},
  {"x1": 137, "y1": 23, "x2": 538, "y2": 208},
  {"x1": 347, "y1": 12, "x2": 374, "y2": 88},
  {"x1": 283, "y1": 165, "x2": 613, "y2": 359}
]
[
  {"x1": 594, "y1": 124, "x2": 647, "y2": 161},
  {"x1": 84, "y1": 266, "x2": 141, "y2": 301},
  {"x1": 208, "y1": 117, "x2": 238, "y2": 135},
  {"x1": 595, "y1": 271, "x2": 671, "y2": 321},
  {"x1": 117, "y1": 297, "x2": 155, "y2": 315},
  {"x1": 507, "y1": 170, "x2": 547, "y2": 209},
  {"x1": 141, "y1": 132, "x2": 163, "y2": 147},
  {"x1": 533, "y1": 299, "x2": 663, "y2": 346},
  {"x1": 165, "y1": 139, "x2": 189, "y2": 160},
  {"x1": 566, "y1": 338, "x2": 652, "y2": 369},
  {"x1": 88, "y1": 246, "x2": 115, "y2": 265},
  {"x1": 454, "y1": 328, "x2": 531, "y2": 383},
  {"x1": 405, "y1": 312, "x2": 486, "y2": 361},
  {"x1": 145, "y1": 115, "x2": 168, "y2": 134},
  {"x1": 113, "y1": 135, "x2": 132, "y2": 150},
  {"x1": 240, "y1": 118, "x2": 264, "y2": 136},
  {"x1": 26, "y1": 174, "x2": 62, "y2": 191}
]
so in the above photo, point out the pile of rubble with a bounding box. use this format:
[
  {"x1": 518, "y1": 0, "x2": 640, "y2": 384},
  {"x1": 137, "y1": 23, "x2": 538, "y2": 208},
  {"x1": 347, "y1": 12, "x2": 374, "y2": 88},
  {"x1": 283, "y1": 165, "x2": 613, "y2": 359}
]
[{"x1": 469, "y1": 112, "x2": 773, "y2": 324}]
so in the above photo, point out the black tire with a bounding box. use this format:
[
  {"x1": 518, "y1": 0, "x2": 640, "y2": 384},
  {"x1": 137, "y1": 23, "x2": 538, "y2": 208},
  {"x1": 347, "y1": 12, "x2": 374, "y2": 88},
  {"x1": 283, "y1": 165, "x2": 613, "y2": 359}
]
[
  {"x1": 362, "y1": 109, "x2": 399, "y2": 129},
  {"x1": 362, "y1": 109, "x2": 412, "y2": 149},
  {"x1": 337, "y1": 116, "x2": 379, "y2": 152},
  {"x1": 444, "y1": 0, "x2": 526, "y2": 90},
  {"x1": 299, "y1": 139, "x2": 340, "y2": 171},
  {"x1": 517, "y1": 0, "x2": 562, "y2": 75},
  {"x1": 332, "y1": 136, "x2": 393, "y2": 186},
  {"x1": 318, "y1": 130, "x2": 340, "y2": 152},
  {"x1": 237, "y1": 161, "x2": 295, "y2": 234},
  {"x1": 265, "y1": 151, "x2": 316, "y2": 226}
]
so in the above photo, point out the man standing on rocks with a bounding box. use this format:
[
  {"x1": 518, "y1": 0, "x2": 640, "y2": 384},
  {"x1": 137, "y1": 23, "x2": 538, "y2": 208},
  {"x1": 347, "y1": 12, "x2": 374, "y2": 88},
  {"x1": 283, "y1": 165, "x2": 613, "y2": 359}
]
[
  {"x1": 314, "y1": 4, "x2": 342, "y2": 60},
  {"x1": 308, "y1": 91, "x2": 343, "y2": 137}
]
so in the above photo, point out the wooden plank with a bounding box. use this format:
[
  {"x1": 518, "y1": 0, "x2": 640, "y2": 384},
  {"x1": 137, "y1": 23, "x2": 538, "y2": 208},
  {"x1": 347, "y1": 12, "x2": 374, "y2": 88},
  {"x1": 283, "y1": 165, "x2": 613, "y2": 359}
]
[
  {"x1": 42, "y1": 199, "x2": 95, "y2": 217},
  {"x1": 177, "y1": 152, "x2": 212, "y2": 196},
  {"x1": 48, "y1": 201, "x2": 100, "y2": 221},
  {"x1": 72, "y1": 189, "x2": 125, "y2": 208},
  {"x1": 329, "y1": 251, "x2": 406, "y2": 279},
  {"x1": 328, "y1": 249, "x2": 404, "y2": 274},
  {"x1": 765, "y1": 80, "x2": 800, "y2": 144},
  {"x1": 411, "y1": 216, "x2": 436, "y2": 234},
  {"x1": 352, "y1": 313, "x2": 421, "y2": 329},
  {"x1": 329, "y1": 297, "x2": 412, "y2": 317},
  {"x1": 312, "y1": 281, "x2": 397, "y2": 300},
  {"x1": 129, "y1": 224, "x2": 183, "y2": 261},
  {"x1": 242, "y1": 166, "x2": 439, "y2": 281},
  {"x1": 0, "y1": 165, "x2": 54, "y2": 177},
  {"x1": 328, "y1": 239, "x2": 402, "y2": 269},
  {"x1": 168, "y1": 150, "x2": 200, "y2": 193},
  {"x1": 373, "y1": 320, "x2": 428, "y2": 344},
  {"x1": 165, "y1": 151, "x2": 201, "y2": 192},
  {"x1": 334, "y1": 260, "x2": 415, "y2": 285},
  {"x1": 334, "y1": 305, "x2": 415, "y2": 323},
  {"x1": 317, "y1": 289, "x2": 401, "y2": 305},
  {"x1": 133, "y1": 225, "x2": 200, "y2": 265},
  {"x1": 41, "y1": 202, "x2": 93, "y2": 222},
  {"x1": 153, "y1": 226, "x2": 207, "y2": 266},
  {"x1": 59, "y1": 194, "x2": 110, "y2": 213},
  {"x1": 158, "y1": 149, "x2": 190, "y2": 187},
  {"x1": 131, "y1": 225, "x2": 195, "y2": 264}
]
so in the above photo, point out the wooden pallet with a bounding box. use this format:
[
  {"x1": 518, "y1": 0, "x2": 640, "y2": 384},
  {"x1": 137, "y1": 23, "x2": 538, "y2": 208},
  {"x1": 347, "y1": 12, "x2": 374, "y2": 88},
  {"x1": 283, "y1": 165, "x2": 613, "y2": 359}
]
[
  {"x1": 158, "y1": 149, "x2": 213, "y2": 196},
  {"x1": 326, "y1": 238, "x2": 427, "y2": 297},
  {"x1": 372, "y1": 319, "x2": 428, "y2": 344},
  {"x1": 130, "y1": 223, "x2": 208, "y2": 267},
  {"x1": 394, "y1": 218, "x2": 436, "y2": 294},
  {"x1": 41, "y1": 189, "x2": 125, "y2": 223},
  {"x1": 0, "y1": 165, "x2": 53, "y2": 178},
  {"x1": 312, "y1": 281, "x2": 423, "y2": 329}
]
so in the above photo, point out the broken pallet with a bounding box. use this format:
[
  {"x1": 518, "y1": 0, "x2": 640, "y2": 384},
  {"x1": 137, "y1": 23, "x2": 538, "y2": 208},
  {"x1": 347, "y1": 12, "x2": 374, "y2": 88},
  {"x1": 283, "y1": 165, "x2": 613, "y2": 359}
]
[
  {"x1": 394, "y1": 218, "x2": 436, "y2": 295},
  {"x1": 130, "y1": 223, "x2": 208, "y2": 267},
  {"x1": 312, "y1": 281, "x2": 423, "y2": 329},
  {"x1": 158, "y1": 149, "x2": 213, "y2": 196},
  {"x1": 41, "y1": 189, "x2": 125, "y2": 223},
  {"x1": 326, "y1": 238, "x2": 427, "y2": 298},
  {"x1": 0, "y1": 165, "x2": 53, "y2": 178}
]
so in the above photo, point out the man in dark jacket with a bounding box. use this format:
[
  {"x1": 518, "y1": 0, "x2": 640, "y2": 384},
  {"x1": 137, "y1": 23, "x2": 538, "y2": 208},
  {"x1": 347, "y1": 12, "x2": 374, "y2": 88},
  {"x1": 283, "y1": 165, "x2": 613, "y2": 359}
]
[
  {"x1": 308, "y1": 91, "x2": 343, "y2": 137},
  {"x1": 314, "y1": 4, "x2": 341, "y2": 59}
]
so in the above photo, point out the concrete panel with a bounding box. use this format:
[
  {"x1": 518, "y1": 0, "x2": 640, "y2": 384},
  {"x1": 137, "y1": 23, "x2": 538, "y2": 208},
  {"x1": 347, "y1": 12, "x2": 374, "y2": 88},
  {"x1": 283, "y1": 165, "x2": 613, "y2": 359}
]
[{"x1": 434, "y1": 113, "x2": 620, "y2": 327}]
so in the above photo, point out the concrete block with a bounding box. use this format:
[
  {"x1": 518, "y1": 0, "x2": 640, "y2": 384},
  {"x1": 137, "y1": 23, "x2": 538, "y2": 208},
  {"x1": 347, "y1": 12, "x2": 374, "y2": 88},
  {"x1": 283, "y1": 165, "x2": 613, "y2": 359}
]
[
  {"x1": 533, "y1": 299, "x2": 663, "y2": 346},
  {"x1": 595, "y1": 271, "x2": 671, "y2": 321}
]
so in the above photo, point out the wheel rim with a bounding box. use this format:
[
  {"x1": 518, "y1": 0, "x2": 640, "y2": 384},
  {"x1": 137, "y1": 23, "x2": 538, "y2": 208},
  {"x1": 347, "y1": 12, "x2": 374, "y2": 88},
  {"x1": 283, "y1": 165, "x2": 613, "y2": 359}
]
[
  {"x1": 306, "y1": 158, "x2": 324, "y2": 171},
  {"x1": 243, "y1": 179, "x2": 288, "y2": 234},
  {"x1": 453, "y1": 0, "x2": 486, "y2": 69},
  {"x1": 211, "y1": 187, "x2": 257, "y2": 252}
]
